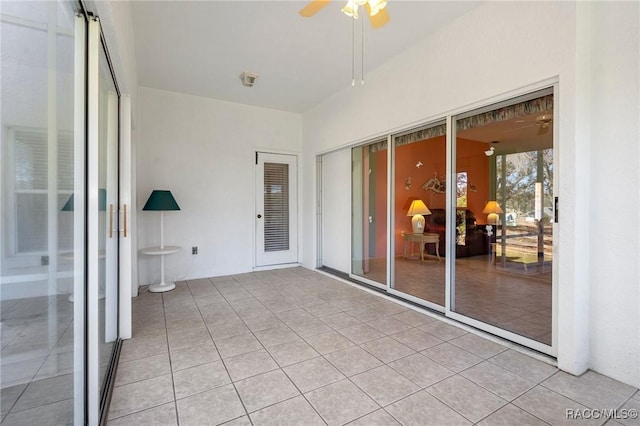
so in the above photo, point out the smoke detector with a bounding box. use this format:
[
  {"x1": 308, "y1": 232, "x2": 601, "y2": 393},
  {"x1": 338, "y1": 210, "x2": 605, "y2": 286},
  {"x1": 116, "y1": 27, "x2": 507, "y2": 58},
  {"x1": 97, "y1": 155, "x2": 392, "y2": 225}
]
[{"x1": 239, "y1": 72, "x2": 258, "y2": 87}]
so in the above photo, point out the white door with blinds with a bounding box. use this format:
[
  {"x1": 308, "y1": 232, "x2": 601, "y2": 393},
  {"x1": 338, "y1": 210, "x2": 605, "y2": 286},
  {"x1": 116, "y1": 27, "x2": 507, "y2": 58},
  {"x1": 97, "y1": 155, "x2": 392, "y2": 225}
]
[{"x1": 256, "y1": 152, "x2": 298, "y2": 267}]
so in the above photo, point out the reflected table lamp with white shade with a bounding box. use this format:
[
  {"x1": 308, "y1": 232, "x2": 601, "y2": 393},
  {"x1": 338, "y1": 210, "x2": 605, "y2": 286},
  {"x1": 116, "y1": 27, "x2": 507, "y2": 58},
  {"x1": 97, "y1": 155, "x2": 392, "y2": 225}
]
[
  {"x1": 142, "y1": 190, "x2": 181, "y2": 293},
  {"x1": 406, "y1": 199, "x2": 431, "y2": 234}
]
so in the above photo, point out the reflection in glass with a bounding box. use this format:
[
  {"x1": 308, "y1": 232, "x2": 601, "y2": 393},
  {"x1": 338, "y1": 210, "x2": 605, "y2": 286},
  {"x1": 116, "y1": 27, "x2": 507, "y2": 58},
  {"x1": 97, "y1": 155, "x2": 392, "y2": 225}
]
[
  {"x1": 352, "y1": 142, "x2": 387, "y2": 286},
  {"x1": 0, "y1": 2, "x2": 81, "y2": 423},
  {"x1": 453, "y1": 90, "x2": 553, "y2": 345},
  {"x1": 392, "y1": 122, "x2": 447, "y2": 306}
]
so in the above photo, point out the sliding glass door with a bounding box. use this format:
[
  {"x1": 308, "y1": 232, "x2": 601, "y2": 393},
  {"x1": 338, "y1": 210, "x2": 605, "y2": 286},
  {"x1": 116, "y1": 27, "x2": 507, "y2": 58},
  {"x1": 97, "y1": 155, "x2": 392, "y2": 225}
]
[
  {"x1": 390, "y1": 122, "x2": 447, "y2": 309},
  {"x1": 343, "y1": 87, "x2": 556, "y2": 355},
  {"x1": 0, "y1": 2, "x2": 84, "y2": 423},
  {"x1": 351, "y1": 141, "x2": 388, "y2": 287},
  {"x1": 451, "y1": 89, "x2": 554, "y2": 350}
]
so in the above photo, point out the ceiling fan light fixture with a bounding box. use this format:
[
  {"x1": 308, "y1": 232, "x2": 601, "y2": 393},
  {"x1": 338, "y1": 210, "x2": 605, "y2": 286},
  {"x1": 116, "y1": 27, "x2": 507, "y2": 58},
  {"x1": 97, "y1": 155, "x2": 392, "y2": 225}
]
[
  {"x1": 342, "y1": 0, "x2": 359, "y2": 18},
  {"x1": 367, "y1": 0, "x2": 387, "y2": 16}
]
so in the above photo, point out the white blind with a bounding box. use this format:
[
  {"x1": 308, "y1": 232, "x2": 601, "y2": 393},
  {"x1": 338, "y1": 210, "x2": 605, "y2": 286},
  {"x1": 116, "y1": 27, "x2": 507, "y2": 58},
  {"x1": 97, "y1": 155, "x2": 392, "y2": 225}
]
[
  {"x1": 263, "y1": 162, "x2": 289, "y2": 252},
  {"x1": 13, "y1": 129, "x2": 73, "y2": 253}
]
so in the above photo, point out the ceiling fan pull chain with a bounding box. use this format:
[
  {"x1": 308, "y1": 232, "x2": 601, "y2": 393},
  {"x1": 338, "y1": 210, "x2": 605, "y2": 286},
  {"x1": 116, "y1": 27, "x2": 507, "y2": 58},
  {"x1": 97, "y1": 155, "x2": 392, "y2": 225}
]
[
  {"x1": 361, "y1": 14, "x2": 365, "y2": 85},
  {"x1": 351, "y1": 15, "x2": 355, "y2": 87}
]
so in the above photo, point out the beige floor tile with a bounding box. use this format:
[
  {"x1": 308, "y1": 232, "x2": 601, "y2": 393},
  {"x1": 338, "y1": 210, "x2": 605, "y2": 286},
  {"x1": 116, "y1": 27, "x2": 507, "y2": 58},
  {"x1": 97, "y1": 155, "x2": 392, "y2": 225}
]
[
  {"x1": 108, "y1": 374, "x2": 174, "y2": 419},
  {"x1": 107, "y1": 402, "x2": 177, "y2": 425},
  {"x1": 360, "y1": 337, "x2": 415, "y2": 363},
  {"x1": 338, "y1": 324, "x2": 386, "y2": 345},
  {"x1": 249, "y1": 395, "x2": 325, "y2": 426},
  {"x1": 542, "y1": 370, "x2": 637, "y2": 411},
  {"x1": 266, "y1": 340, "x2": 320, "y2": 367},
  {"x1": 476, "y1": 403, "x2": 548, "y2": 426},
  {"x1": 386, "y1": 390, "x2": 471, "y2": 426},
  {"x1": 489, "y1": 349, "x2": 557, "y2": 383},
  {"x1": 513, "y1": 386, "x2": 601, "y2": 426},
  {"x1": 419, "y1": 320, "x2": 468, "y2": 341},
  {"x1": 422, "y1": 342, "x2": 483, "y2": 372},
  {"x1": 169, "y1": 342, "x2": 220, "y2": 372},
  {"x1": 115, "y1": 353, "x2": 171, "y2": 387},
  {"x1": 306, "y1": 379, "x2": 380, "y2": 425},
  {"x1": 176, "y1": 384, "x2": 245, "y2": 426},
  {"x1": 235, "y1": 370, "x2": 299, "y2": 413},
  {"x1": 321, "y1": 312, "x2": 362, "y2": 330},
  {"x1": 461, "y1": 361, "x2": 535, "y2": 401},
  {"x1": 390, "y1": 310, "x2": 435, "y2": 327},
  {"x1": 348, "y1": 409, "x2": 401, "y2": 425},
  {"x1": 351, "y1": 365, "x2": 420, "y2": 406},
  {"x1": 367, "y1": 317, "x2": 413, "y2": 335},
  {"x1": 216, "y1": 334, "x2": 263, "y2": 359},
  {"x1": 448, "y1": 333, "x2": 508, "y2": 359},
  {"x1": 390, "y1": 328, "x2": 443, "y2": 352},
  {"x1": 223, "y1": 349, "x2": 279, "y2": 382},
  {"x1": 389, "y1": 353, "x2": 454, "y2": 388},
  {"x1": 283, "y1": 357, "x2": 345, "y2": 393},
  {"x1": 254, "y1": 325, "x2": 300, "y2": 348},
  {"x1": 172, "y1": 361, "x2": 230, "y2": 399},
  {"x1": 427, "y1": 375, "x2": 507, "y2": 423},
  {"x1": 305, "y1": 330, "x2": 355, "y2": 355},
  {"x1": 324, "y1": 346, "x2": 383, "y2": 377}
]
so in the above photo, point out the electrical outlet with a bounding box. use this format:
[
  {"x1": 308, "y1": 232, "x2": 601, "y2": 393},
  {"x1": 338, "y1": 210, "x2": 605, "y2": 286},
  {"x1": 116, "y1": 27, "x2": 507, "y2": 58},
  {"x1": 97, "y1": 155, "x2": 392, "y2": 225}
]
[{"x1": 192, "y1": 246, "x2": 198, "y2": 255}]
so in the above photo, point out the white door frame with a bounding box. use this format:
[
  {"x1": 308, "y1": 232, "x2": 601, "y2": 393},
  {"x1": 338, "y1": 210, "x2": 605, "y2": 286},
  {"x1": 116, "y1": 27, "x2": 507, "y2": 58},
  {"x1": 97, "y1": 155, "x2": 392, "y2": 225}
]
[{"x1": 255, "y1": 151, "x2": 299, "y2": 268}]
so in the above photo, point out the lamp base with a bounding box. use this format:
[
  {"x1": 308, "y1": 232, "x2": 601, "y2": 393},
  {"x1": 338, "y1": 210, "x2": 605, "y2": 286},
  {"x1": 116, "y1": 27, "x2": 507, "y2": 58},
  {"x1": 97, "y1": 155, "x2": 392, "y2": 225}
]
[
  {"x1": 411, "y1": 214, "x2": 426, "y2": 234},
  {"x1": 148, "y1": 282, "x2": 176, "y2": 293}
]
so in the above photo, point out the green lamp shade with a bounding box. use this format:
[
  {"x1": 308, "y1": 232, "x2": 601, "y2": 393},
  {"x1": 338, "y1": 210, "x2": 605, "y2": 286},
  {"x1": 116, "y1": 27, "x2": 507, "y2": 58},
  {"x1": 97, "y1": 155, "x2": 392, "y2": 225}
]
[
  {"x1": 62, "y1": 188, "x2": 107, "y2": 211},
  {"x1": 143, "y1": 190, "x2": 180, "y2": 211}
]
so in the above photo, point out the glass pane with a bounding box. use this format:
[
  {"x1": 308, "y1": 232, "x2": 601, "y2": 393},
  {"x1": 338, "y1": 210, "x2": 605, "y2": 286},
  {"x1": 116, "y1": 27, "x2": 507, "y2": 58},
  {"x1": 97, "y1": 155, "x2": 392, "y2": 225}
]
[
  {"x1": 352, "y1": 142, "x2": 387, "y2": 286},
  {"x1": 453, "y1": 90, "x2": 553, "y2": 345},
  {"x1": 264, "y1": 163, "x2": 290, "y2": 252},
  {"x1": 98, "y1": 45, "x2": 119, "y2": 395},
  {"x1": 0, "y1": 2, "x2": 81, "y2": 423},
  {"x1": 392, "y1": 122, "x2": 447, "y2": 306}
]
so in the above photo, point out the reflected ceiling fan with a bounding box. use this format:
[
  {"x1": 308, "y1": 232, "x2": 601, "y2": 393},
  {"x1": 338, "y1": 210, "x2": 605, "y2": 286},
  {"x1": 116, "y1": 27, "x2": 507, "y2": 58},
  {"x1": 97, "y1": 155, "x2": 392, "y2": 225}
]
[
  {"x1": 505, "y1": 114, "x2": 553, "y2": 136},
  {"x1": 299, "y1": 0, "x2": 390, "y2": 29}
]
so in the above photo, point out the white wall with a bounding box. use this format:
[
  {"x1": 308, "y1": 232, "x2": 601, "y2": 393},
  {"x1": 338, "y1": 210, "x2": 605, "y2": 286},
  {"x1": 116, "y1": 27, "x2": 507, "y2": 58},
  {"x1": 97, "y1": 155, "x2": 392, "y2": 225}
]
[
  {"x1": 137, "y1": 87, "x2": 301, "y2": 284},
  {"x1": 584, "y1": 1, "x2": 640, "y2": 388},
  {"x1": 301, "y1": 1, "x2": 640, "y2": 387},
  {"x1": 321, "y1": 148, "x2": 352, "y2": 273}
]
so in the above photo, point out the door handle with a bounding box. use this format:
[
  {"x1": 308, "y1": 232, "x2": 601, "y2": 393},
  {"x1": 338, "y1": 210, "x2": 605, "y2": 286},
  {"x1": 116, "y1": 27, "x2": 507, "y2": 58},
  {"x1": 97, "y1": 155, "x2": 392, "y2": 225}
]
[
  {"x1": 257, "y1": 214, "x2": 262, "y2": 219},
  {"x1": 123, "y1": 204, "x2": 127, "y2": 238},
  {"x1": 109, "y1": 204, "x2": 114, "y2": 238}
]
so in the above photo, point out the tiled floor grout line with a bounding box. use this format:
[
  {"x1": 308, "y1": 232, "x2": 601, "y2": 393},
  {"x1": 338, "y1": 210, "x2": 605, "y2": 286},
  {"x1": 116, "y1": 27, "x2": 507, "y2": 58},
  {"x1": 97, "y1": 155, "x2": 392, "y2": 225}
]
[{"x1": 159, "y1": 290, "x2": 182, "y2": 426}]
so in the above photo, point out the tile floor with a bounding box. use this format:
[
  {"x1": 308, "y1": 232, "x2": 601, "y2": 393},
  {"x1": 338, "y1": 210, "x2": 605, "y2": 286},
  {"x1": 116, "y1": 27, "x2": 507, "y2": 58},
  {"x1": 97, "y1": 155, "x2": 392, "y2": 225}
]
[{"x1": 107, "y1": 267, "x2": 638, "y2": 425}]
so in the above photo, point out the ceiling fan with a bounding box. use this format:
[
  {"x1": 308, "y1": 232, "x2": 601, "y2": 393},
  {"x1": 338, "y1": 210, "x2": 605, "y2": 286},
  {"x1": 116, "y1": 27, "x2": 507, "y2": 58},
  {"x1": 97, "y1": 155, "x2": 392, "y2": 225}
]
[
  {"x1": 504, "y1": 114, "x2": 554, "y2": 136},
  {"x1": 299, "y1": 0, "x2": 390, "y2": 29}
]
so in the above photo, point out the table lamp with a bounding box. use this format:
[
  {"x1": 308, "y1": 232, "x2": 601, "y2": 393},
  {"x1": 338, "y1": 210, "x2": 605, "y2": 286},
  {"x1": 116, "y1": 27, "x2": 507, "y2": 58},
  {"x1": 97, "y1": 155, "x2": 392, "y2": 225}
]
[
  {"x1": 482, "y1": 201, "x2": 504, "y2": 225},
  {"x1": 406, "y1": 199, "x2": 431, "y2": 233},
  {"x1": 143, "y1": 190, "x2": 181, "y2": 292}
]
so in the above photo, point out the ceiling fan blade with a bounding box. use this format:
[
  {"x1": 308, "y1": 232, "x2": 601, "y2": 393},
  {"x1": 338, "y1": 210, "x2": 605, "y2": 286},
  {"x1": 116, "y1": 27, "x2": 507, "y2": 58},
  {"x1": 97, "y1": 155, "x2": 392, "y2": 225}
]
[
  {"x1": 299, "y1": 0, "x2": 332, "y2": 17},
  {"x1": 503, "y1": 123, "x2": 536, "y2": 134},
  {"x1": 367, "y1": 6, "x2": 390, "y2": 28}
]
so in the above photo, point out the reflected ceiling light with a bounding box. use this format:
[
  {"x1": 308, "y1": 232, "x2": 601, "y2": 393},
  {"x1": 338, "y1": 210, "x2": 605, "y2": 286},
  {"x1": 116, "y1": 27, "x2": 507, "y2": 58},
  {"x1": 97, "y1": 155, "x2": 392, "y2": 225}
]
[
  {"x1": 342, "y1": 0, "x2": 387, "y2": 19},
  {"x1": 341, "y1": 0, "x2": 359, "y2": 18},
  {"x1": 367, "y1": 0, "x2": 387, "y2": 16}
]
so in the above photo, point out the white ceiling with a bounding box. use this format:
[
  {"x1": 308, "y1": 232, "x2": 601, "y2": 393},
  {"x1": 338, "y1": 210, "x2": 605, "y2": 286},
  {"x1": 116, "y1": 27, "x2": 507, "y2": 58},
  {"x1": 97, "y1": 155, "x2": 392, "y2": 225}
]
[{"x1": 131, "y1": 1, "x2": 481, "y2": 113}]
